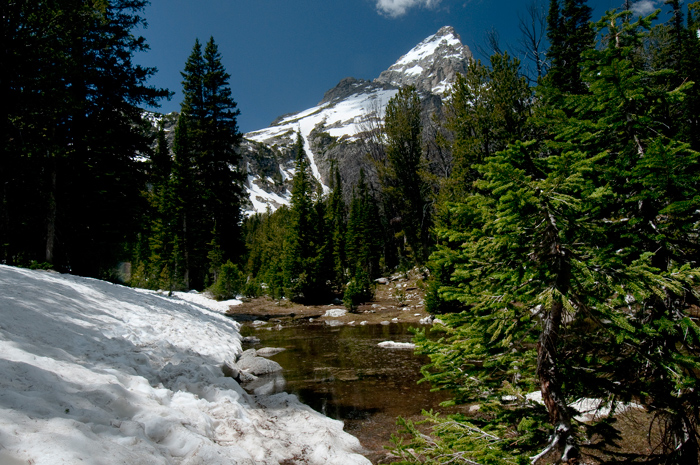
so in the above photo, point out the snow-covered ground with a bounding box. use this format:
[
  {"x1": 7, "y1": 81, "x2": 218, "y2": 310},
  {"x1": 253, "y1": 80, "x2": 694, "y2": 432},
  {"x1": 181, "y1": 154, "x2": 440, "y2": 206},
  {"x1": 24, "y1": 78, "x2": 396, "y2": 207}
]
[{"x1": 0, "y1": 265, "x2": 370, "y2": 464}]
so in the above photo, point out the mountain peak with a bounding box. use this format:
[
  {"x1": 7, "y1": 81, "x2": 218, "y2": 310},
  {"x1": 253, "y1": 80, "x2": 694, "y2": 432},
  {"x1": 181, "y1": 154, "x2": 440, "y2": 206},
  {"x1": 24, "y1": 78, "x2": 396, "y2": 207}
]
[
  {"x1": 375, "y1": 25, "x2": 472, "y2": 95},
  {"x1": 435, "y1": 25, "x2": 458, "y2": 38}
]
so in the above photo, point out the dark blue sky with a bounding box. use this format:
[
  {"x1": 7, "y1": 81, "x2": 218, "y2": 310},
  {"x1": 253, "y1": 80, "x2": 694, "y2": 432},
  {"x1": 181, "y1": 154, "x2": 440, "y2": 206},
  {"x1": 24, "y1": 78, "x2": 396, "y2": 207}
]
[{"x1": 135, "y1": 0, "x2": 665, "y2": 133}]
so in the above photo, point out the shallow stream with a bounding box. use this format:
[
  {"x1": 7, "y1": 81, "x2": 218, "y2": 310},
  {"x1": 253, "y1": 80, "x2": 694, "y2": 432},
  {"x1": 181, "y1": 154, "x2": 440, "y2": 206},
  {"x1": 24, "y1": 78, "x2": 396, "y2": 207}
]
[{"x1": 237, "y1": 321, "x2": 453, "y2": 463}]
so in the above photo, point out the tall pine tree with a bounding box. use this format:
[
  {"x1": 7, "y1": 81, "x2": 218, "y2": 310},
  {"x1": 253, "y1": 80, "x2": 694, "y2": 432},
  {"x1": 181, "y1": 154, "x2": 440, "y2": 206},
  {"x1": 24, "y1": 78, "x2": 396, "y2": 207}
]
[
  {"x1": 379, "y1": 85, "x2": 431, "y2": 264},
  {"x1": 174, "y1": 36, "x2": 244, "y2": 288}
]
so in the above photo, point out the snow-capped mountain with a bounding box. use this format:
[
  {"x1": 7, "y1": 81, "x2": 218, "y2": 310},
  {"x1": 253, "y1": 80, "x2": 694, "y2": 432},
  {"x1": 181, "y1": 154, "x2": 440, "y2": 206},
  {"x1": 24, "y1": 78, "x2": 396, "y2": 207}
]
[{"x1": 241, "y1": 26, "x2": 472, "y2": 215}]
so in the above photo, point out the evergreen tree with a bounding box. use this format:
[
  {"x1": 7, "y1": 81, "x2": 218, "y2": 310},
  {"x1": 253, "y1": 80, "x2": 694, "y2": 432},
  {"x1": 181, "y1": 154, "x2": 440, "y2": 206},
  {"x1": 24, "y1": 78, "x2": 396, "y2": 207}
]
[
  {"x1": 346, "y1": 169, "x2": 384, "y2": 280},
  {"x1": 429, "y1": 53, "x2": 532, "y2": 314},
  {"x1": 379, "y1": 85, "x2": 431, "y2": 264},
  {"x1": 170, "y1": 115, "x2": 199, "y2": 289},
  {"x1": 344, "y1": 169, "x2": 383, "y2": 311},
  {"x1": 325, "y1": 165, "x2": 347, "y2": 292},
  {"x1": 546, "y1": 0, "x2": 594, "y2": 94},
  {"x1": 282, "y1": 134, "x2": 317, "y2": 302},
  {"x1": 133, "y1": 126, "x2": 182, "y2": 292},
  {"x1": 176, "y1": 36, "x2": 244, "y2": 288},
  {"x1": 401, "y1": 9, "x2": 700, "y2": 465},
  {"x1": 2, "y1": 0, "x2": 168, "y2": 276},
  {"x1": 243, "y1": 206, "x2": 291, "y2": 299}
]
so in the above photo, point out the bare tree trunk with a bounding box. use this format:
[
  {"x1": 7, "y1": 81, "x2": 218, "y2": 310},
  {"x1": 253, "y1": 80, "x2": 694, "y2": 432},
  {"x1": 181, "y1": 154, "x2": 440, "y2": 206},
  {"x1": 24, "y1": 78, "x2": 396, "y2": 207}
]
[
  {"x1": 518, "y1": 0, "x2": 548, "y2": 83},
  {"x1": 182, "y1": 212, "x2": 190, "y2": 289},
  {"x1": 46, "y1": 155, "x2": 57, "y2": 264}
]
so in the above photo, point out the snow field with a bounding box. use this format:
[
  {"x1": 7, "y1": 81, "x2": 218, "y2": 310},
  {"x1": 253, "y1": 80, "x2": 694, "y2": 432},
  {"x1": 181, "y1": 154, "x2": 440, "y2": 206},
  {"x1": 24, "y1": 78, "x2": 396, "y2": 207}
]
[{"x1": 0, "y1": 265, "x2": 370, "y2": 464}]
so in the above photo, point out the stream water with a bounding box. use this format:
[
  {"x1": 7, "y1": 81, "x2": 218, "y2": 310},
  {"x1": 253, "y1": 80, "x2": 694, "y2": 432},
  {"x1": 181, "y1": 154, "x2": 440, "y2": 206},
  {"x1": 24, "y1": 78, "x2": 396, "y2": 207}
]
[{"x1": 238, "y1": 321, "x2": 453, "y2": 463}]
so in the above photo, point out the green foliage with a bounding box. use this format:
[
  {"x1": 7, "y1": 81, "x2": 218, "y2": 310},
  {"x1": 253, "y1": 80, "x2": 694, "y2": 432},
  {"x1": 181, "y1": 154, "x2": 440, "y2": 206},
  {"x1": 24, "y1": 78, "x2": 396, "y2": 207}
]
[
  {"x1": 242, "y1": 207, "x2": 290, "y2": 299},
  {"x1": 28, "y1": 261, "x2": 54, "y2": 271},
  {"x1": 419, "y1": 7, "x2": 700, "y2": 463},
  {"x1": 546, "y1": 0, "x2": 594, "y2": 94},
  {"x1": 346, "y1": 169, "x2": 384, "y2": 280},
  {"x1": 208, "y1": 260, "x2": 243, "y2": 301},
  {"x1": 325, "y1": 165, "x2": 348, "y2": 291},
  {"x1": 378, "y1": 85, "x2": 432, "y2": 264},
  {"x1": 133, "y1": 36, "x2": 244, "y2": 291},
  {"x1": 343, "y1": 269, "x2": 374, "y2": 312},
  {"x1": 389, "y1": 411, "x2": 541, "y2": 464}
]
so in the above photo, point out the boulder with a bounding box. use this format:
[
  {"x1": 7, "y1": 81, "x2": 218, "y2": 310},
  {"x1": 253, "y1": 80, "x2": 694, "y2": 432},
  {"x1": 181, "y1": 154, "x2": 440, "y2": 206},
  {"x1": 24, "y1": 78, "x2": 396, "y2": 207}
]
[
  {"x1": 238, "y1": 349, "x2": 283, "y2": 376},
  {"x1": 221, "y1": 358, "x2": 240, "y2": 379}
]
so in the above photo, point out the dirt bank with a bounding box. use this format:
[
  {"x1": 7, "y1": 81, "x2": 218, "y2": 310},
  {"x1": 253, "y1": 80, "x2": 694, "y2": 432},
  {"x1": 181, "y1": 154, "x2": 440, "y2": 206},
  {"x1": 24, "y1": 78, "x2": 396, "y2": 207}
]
[{"x1": 225, "y1": 269, "x2": 432, "y2": 326}]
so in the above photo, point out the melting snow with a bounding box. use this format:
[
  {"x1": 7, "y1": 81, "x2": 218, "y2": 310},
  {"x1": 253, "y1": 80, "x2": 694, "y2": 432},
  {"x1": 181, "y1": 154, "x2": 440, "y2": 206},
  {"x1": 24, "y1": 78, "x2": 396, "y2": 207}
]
[
  {"x1": 0, "y1": 265, "x2": 370, "y2": 465},
  {"x1": 245, "y1": 175, "x2": 291, "y2": 216}
]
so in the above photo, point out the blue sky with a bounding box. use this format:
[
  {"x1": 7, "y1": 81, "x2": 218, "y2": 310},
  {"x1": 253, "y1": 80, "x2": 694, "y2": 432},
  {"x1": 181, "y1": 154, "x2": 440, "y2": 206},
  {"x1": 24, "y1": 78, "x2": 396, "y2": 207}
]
[{"x1": 135, "y1": 0, "x2": 666, "y2": 133}]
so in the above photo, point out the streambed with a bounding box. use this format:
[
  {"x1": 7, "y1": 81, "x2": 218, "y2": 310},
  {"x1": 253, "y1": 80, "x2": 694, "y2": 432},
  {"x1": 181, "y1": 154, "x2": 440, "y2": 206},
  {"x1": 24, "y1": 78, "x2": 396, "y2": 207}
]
[{"x1": 238, "y1": 321, "x2": 454, "y2": 463}]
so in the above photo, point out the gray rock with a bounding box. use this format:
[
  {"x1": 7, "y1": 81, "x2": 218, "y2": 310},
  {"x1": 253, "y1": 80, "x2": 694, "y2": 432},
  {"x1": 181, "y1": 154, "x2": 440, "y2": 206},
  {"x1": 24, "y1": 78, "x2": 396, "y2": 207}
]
[
  {"x1": 238, "y1": 349, "x2": 283, "y2": 376},
  {"x1": 221, "y1": 359, "x2": 240, "y2": 379}
]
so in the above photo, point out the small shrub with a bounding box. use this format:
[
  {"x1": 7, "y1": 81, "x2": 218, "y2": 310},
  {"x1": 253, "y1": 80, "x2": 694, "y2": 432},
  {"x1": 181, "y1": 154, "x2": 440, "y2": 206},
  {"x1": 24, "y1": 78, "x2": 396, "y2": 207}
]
[
  {"x1": 29, "y1": 261, "x2": 53, "y2": 271},
  {"x1": 343, "y1": 270, "x2": 374, "y2": 312},
  {"x1": 208, "y1": 260, "x2": 243, "y2": 301},
  {"x1": 242, "y1": 278, "x2": 263, "y2": 298}
]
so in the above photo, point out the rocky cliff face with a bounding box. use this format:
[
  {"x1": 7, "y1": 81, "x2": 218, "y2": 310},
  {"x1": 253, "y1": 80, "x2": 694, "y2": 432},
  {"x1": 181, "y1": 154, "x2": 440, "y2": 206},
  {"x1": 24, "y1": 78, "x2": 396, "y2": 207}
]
[{"x1": 375, "y1": 26, "x2": 472, "y2": 95}]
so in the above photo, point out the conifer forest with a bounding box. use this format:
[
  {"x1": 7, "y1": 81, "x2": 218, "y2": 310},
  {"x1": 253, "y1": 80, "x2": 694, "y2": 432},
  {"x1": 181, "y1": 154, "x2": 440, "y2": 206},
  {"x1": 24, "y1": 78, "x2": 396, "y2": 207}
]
[{"x1": 3, "y1": 0, "x2": 700, "y2": 463}]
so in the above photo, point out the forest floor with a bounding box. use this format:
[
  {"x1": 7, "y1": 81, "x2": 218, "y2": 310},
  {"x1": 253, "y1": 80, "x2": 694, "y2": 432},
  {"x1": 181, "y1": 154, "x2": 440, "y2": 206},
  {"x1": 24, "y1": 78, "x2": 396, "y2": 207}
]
[{"x1": 225, "y1": 267, "x2": 433, "y2": 326}]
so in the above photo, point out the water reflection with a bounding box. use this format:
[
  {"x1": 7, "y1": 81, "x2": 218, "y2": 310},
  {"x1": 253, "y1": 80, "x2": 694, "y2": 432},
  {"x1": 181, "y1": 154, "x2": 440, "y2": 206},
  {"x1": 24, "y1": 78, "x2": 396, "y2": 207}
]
[{"x1": 238, "y1": 322, "x2": 451, "y2": 462}]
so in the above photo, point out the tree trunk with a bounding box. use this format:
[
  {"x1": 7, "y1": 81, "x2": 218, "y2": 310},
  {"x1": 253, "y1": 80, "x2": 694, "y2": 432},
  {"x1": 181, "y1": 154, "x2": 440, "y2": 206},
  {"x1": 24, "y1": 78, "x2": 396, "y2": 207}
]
[
  {"x1": 532, "y1": 297, "x2": 578, "y2": 464},
  {"x1": 532, "y1": 210, "x2": 578, "y2": 464},
  {"x1": 182, "y1": 212, "x2": 190, "y2": 290},
  {"x1": 45, "y1": 156, "x2": 57, "y2": 265}
]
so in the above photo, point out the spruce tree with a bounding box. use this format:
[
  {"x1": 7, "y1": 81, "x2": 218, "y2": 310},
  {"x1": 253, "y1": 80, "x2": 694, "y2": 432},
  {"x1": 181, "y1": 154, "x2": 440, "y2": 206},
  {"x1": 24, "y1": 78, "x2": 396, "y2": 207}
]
[
  {"x1": 546, "y1": 0, "x2": 594, "y2": 94},
  {"x1": 171, "y1": 115, "x2": 198, "y2": 289},
  {"x1": 177, "y1": 36, "x2": 244, "y2": 288},
  {"x1": 325, "y1": 165, "x2": 347, "y2": 292},
  {"x1": 282, "y1": 134, "x2": 316, "y2": 301},
  {"x1": 405, "y1": 9, "x2": 700, "y2": 464},
  {"x1": 429, "y1": 53, "x2": 532, "y2": 315},
  {"x1": 380, "y1": 85, "x2": 431, "y2": 264},
  {"x1": 344, "y1": 169, "x2": 383, "y2": 310}
]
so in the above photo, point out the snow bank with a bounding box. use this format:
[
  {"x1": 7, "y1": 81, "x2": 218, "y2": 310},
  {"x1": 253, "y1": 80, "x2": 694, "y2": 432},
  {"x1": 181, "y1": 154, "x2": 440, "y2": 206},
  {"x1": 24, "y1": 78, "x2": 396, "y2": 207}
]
[
  {"x1": 323, "y1": 308, "x2": 347, "y2": 317},
  {"x1": 525, "y1": 390, "x2": 642, "y2": 422},
  {"x1": 0, "y1": 265, "x2": 370, "y2": 465}
]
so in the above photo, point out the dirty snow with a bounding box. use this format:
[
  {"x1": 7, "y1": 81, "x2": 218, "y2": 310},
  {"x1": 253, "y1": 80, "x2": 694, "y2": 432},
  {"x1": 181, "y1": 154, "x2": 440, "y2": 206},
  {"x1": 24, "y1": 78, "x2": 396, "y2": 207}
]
[{"x1": 0, "y1": 265, "x2": 370, "y2": 465}]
